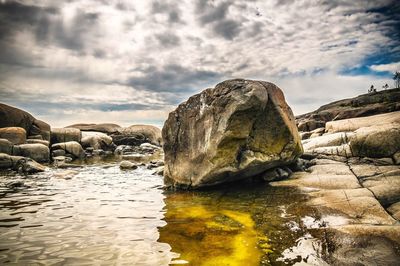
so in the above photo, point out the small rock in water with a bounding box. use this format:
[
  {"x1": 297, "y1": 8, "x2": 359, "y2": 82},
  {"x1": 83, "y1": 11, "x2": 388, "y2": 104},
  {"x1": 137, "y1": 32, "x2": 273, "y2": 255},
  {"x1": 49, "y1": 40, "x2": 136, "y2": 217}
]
[{"x1": 120, "y1": 160, "x2": 138, "y2": 170}]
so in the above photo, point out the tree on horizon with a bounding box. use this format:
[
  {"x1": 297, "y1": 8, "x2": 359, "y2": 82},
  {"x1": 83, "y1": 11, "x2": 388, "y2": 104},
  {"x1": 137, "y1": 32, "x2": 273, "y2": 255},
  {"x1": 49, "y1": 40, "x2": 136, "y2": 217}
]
[{"x1": 394, "y1": 71, "x2": 400, "y2": 88}]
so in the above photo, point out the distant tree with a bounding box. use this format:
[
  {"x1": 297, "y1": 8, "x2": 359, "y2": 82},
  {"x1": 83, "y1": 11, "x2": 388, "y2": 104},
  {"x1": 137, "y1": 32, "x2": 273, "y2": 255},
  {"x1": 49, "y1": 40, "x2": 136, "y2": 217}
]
[
  {"x1": 394, "y1": 71, "x2": 400, "y2": 88},
  {"x1": 368, "y1": 84, "x2": 375, "y2": 93},
  {"x1": 382, "y1": 83, "x2": 389, "y2": 90}
]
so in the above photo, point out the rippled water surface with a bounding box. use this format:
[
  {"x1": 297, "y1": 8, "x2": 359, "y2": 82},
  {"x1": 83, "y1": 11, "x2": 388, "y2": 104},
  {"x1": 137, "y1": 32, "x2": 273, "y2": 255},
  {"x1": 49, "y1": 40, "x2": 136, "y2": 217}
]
[{"x1": 0, "y1": 161, "x2": 328, "y2": 265}]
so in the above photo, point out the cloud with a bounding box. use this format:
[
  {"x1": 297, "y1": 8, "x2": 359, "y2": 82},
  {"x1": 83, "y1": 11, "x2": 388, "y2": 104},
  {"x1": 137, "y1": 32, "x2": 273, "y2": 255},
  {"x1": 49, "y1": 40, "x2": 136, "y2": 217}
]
[
  {"x1": 370, "y1": 62, "x2": 400, "y2": 73},
  {"x1": 0, "y1": 0, "x2": 398, "y2": 127}
]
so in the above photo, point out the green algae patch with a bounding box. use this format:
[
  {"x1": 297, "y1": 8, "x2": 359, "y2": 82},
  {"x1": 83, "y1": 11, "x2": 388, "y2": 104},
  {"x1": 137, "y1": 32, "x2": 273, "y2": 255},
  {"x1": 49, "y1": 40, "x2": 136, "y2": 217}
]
[{"x1": 159, "y1": 193, "x2": 266, "y2": 265}]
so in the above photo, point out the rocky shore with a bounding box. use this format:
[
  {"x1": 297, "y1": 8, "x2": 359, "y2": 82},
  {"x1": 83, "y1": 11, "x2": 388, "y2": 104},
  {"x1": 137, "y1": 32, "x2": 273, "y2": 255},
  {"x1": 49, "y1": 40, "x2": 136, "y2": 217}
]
[{"x1": 1, "y1": 81, "x2": 399, "y2": 264}]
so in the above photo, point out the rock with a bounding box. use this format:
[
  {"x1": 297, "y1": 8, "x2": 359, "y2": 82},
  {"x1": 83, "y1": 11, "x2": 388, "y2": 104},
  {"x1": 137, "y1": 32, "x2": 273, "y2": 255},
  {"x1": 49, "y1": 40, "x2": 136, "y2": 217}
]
[
  {"x1": 51, "y1": 128, "x2": 81, "y2": 144},
  {"x1": 16, "y1": 143, "x2": 50, "y2": 162},
  {"x1": 111, "y1": 125, "x2": 162, "y2": 146},
  {"x1": 296, "y1": 88, "x2": 400, "y2": 132},
  {"x1": 325, "y1": 111, "x2": 400, "y2": 133},
  {"x1": 51, "y1": 141, "x2": 84, "y2": 159},
  {"x1": 0, "y1": 153, "x2": 45, "y2": 173},
  {"x1": 153, "y1": 166, "x2": 164, "y2": 176},
  {"x1": 139, "y1": 142, "x2": 160, "y2": 152},
  {"x1": 0, "y1": 103, "x2": 51, "y2": 141},
  {"x1": 30, "y1": 119, "x2": 51, "y2": 141},
  {"x1": 387, "y1": 202, "x2": 400, "y2": 220},
  {"x1": 309, "y1": 127, "x2": 325, "y2": 138},
  {"x1": 120, "y1": 160, "x2": 138, "y2": 170},
  {"x1": 66, "y1": 123, "x2": 121, "y2": 134},
  {"x1": 92, "y1": 149, "x2": 105, "y2": 156},
  {"x1": 0, "y1": 138, "x2": 13, "y2": 154},
  {"x1": 0, "y1": 127, "x2": 26, "y2": 144},
  {"x1": 53, "y1": 170, "x2": 78, "y2": 179},
  {"x1": 302, "y1": 132, "x2": 353, "y2": 151},
  {"x1": 162, "y1": 79, "x2": 303, "y2": 188},
  {"x1": 300, "y1": 131, "x2": 312, "y2": 140},
  {"x1": 27, "y1": 135, "x2": 43, "y2": 140},
  {"x1": 26, "y1": 139, "x2": 49, "y2": 146},
  {"x1": 81, "y1": 131, "x2": 114, "y2": 150},
  {"x1": 394, "y1": 152, "x2": 400, "y2": 165},
  {"x1": 350, "y1": 123, "x2": 400, "y2": 158},
  {"x1": 261, "y1": 167, "x2": 292, "y2": 182},
  {"x1": 14, "y1": 157, "x2": 46, "y2": 174},
  {"x1": 52, "y1": 149, "x2": 66, "y2": 158}
]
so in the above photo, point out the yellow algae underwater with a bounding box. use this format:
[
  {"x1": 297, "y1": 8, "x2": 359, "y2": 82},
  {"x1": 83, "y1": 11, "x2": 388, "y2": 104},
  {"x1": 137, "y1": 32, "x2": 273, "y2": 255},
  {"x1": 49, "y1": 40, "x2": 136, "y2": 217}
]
[{"x1": 159, "y1": 194, "x2": 272, "y2": 265}]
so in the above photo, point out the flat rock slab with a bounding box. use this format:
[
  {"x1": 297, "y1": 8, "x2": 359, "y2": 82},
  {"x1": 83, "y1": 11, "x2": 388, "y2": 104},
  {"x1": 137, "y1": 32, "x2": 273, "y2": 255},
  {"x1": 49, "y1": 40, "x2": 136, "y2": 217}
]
[{"x1": 309, "y1": 188, "x2": 396, "y2": 225}]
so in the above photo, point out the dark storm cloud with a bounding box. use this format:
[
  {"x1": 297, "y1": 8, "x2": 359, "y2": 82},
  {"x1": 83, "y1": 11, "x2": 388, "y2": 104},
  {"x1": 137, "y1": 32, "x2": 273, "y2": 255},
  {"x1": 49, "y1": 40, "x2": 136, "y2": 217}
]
[
  {"x1": 128, "y1": 64, "x2": 222, "y2": 93},
  {"x1": 154, "y1": 32, "x2": 181, "y2": 48},
  {"x1": 194, "y1": 0, "x2": 242, "y2": 40},
  {"x1": 151, "y1": 1, "x2": 183, "y2": 24}
]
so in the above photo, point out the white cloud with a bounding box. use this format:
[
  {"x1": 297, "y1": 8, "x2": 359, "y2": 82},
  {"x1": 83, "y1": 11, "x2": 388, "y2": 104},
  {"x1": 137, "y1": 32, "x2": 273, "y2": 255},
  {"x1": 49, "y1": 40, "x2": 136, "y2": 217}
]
[
  {"x1": 0, "y1": 0, "x2": 398, "y2": 126},
  {"x1": 370, "y1": 62, "x2": 400, "y2": 73}
]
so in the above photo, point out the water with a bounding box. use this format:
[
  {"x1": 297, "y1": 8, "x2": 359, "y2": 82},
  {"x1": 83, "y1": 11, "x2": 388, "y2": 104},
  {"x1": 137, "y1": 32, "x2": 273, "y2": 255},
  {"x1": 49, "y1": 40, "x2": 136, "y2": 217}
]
[{"x1": 0, "y1": 161, "x2": 329, "y2": 265}]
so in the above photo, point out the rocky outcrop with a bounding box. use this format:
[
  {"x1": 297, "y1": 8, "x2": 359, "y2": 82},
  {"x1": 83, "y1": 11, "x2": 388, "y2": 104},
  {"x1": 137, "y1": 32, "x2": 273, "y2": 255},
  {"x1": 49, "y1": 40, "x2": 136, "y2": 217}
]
[
  {"x1": 51, "y1": 141, "x2": 84, "y2": 159},
  {"x1": 16, "y1": 143, "x2": 50, "y2": 162},
  {"x1": 162, "y1": 79, "x2": 303, "y2": 188},
  {"x1": 111, "y1": 125, "x2": 162, "y2": 146},
  {"x1": 296, "y1": 88, "x2": 400, "y2": 132},
  {"x1": 66, "y1": 123, "x2": 121, "y2": 134},
  {"x1": 0, "y1": 103, "x2": 51, "y2": 141},
  {"x1": 81, "y1": 131, "x2": 114, "y2": 150},
  {"x1": 0, "y1": 153, "x2": 45, "y2": 173},
  {"x1": 51, "y1": 128, "x2": 81, "y2": 144},
  {"x1": 0, "y1": 127, "x2": 26, "y2": 144}
]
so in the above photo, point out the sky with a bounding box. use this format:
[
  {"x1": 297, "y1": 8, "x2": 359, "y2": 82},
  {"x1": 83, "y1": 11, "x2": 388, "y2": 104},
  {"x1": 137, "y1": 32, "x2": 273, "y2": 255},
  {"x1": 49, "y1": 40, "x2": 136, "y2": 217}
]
[{"x1": 0, "y1": 0, "x2": 399, "y2": 127}]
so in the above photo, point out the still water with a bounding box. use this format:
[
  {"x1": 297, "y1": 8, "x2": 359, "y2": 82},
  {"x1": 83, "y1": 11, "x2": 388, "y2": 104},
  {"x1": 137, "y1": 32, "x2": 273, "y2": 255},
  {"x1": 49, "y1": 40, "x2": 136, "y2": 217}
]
[{"x1": 0, "y1": 162, "x2": 328, "y2": 265}]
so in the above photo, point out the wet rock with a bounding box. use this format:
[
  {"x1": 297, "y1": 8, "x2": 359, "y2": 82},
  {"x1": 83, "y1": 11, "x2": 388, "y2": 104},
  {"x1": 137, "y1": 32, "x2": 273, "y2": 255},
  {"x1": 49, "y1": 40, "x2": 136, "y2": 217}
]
[
  {"x1": 0, "y1": 127, "x2": 26, "y2": 144},
  {"x1": 261, "y1": 167, "x2": 292, "y2": 182},
  {"x1": 51, "y1": 141, "x2": 84, "y2": 159},
  {"x1": 111, "y1": 125, "x2": 162, "y2": 146},
  {"x1": 120, "y1": 160, "x2": 138, "y2": 170},
  {"x1": 81, "y1": 131, "x2": 114, "y2": 150},
  {"x1": 51, "y1": 149, "x2": 66, "y2": 158},
  {"x1": 14, "y1": 157, "x2": 46, "y2": 174},
  {"x1": 51, "y1": 128, "x2": 81, "y2": 144},
  {"x1": 153, "y1": 166, "x2": 164, "y2": 176},
  {"x1": 16, "y1": 143, "x2": 50, "y2": 162},
  {"x1": 53, "y1": 170, "x2": 78, "y2": 179},
  {"x1": 66, "y1": 123, "x2": 121, "y2": 134},
  {"x1": 163, "y1": 79, "x2": 303, "y2": 188}
]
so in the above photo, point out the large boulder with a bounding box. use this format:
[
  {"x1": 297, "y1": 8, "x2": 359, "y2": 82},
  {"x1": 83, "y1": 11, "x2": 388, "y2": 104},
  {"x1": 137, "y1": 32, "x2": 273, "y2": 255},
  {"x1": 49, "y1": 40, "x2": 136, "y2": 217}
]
[
  {"x1": 81, "y1": 131, "x2": 114, "y2": 150},
  {"x1": 16, "y1": 143, "x2": 50, "y2": 162},
  {"x1": 0, "y1": 103, "x2": 51, "y2": 140},
  {"x1": 111, "y1": 125, "x2": 162, "y2": 146},
  {"x1": 51, "y1": 141, "x2": 84, "y2": 159},
  {"x1": 51, "y1": 128, "x2": 81, "y2": 144},
  {"x1": 162, "y1": 79, "x2": 303, "y2": 188},
  {"x1": 350, "y1": 123, "x2": 400, "y2": 158},
  {"x1": 0, "y1": 127, "x2": 26, "y2": 144},
  {"x1": 66, "y1": 123, "x2": 121, "y2": 134}
]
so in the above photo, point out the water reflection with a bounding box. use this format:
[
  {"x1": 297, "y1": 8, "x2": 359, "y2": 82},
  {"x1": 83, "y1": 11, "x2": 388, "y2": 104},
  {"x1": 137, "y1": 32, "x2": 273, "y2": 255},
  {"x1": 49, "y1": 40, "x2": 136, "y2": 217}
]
[
  {"x1": 1, "y1": 163, "x2": 327, "y2": 265},
  {"x1": 159, "y1": 182, "x2": 322, "y2": 265}
]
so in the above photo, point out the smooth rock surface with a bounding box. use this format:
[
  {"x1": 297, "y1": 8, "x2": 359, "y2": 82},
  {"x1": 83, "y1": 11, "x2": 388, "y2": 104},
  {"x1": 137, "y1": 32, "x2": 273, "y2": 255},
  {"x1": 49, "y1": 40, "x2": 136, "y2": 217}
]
[
  {"x1": 81, "y1": 131, "x2": 114, "y2": 150},
  {"x1": 52, "y1": 141, "x2": 84, "y2": 159},
  {"x1": 17, "y1": 143, "x2": 50, "y2": 162},
  {"x1": 0, "y1": 127, "x2": 26, "y2": 145},
  {"x1": 51, "y1": 128, "x2": 81, "y2": 144},
  {"x1": 66, "y1": 123, "x2": 121, "y2": 134},
  {"x1": 163, "y1": 79, "x2": 303, "y2": 188},
  {"x1": 111, "y1": 125, "x2": 162, "y2": 146}
]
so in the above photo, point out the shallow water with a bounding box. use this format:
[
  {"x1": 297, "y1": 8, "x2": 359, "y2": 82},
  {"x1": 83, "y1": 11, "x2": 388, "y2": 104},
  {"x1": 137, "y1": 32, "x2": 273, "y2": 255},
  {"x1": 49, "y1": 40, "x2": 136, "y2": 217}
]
[{"x1": 0, "y1": 161, "x2": 329, "y2": 265}]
